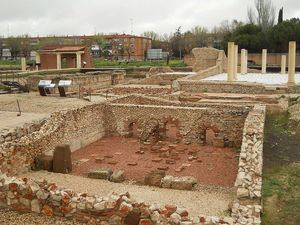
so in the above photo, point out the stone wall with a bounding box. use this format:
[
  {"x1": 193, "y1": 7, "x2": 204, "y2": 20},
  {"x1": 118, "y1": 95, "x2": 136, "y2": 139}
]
[
  {"x1": 128, "y1": 74, "x2": 188, "y2": 86},
  {"x1": 232, "y1": 104, "x2": 266, "y2": 225},
  {"x1": 0, "y1": 174, "x2": 233, "y2": 225},
  {"x1": 25, "y1": 70, "x2": 126, "y2": 92},
  {"x1": 246, "y1": 53, "x2": 300, "y2": 66},
  {"x1": 107, "y1": 103, "x2": 249, "y2": 147},
  {"x1": 0, "y1": 101, "x2": 266, "y2": 225},
  {"x1": 175, "y1": 80, "x2": 300, "y2": 94},
  {"x1": 191, "y1": 48, "x2": 227, "y2": 76},
  {"x1": 105, "y1": 85, "x2": 172, "y2": 96},
  {"x1": 0, "y1": 105, "x2": 106, "y2": 175}
]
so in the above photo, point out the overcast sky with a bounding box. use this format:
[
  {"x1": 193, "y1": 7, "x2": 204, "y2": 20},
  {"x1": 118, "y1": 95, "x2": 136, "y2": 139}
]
[{"x1": 0, "y1": 0, "x2": 299, "y2": 37}]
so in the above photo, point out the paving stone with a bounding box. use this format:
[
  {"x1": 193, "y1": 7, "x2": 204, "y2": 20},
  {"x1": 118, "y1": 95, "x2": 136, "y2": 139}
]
[{"x1": 87, "y1": 168, "x2": 113, "y2": 180}]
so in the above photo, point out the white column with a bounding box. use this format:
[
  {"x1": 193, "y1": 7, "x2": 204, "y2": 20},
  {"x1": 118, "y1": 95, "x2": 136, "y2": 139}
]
[
  {"x1": 241, "y1": 49, "x2": 248, "y2": 75},
  {"x1": 262, "y1": 49, "x2": 267, "y2": 74},
  {"x1": 56, "y1": 53, "x2": 62, "y2": 70},
  {"x1": 234, "y1": 45, "x2": 238, "y2": 78},
  {"x1": 76, "y1": 52, "x2": 82, "y2": 69},
  {"x1": 227, "y1": 42, "x2": 235, "y2": 82},
  {"x1": 281, "y1": 55, "x2": 286, "y2": 75},
  {"x1": 35, "y1": 52, "x2": 40, "y2": 71},
  {"x1": 245, "y1": 50, "x2": 248, "y2": 73},
  {"x1": 21, "y1": 57, "x2": 26, "y2": 71},
  {"x1": 288, "y1": 41, "x2": 296, "y2": 86}
]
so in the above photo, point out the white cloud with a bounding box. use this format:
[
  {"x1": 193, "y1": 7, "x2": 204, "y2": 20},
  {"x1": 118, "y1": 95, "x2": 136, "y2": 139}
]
[{"x1": 0, "y1": 0, "x2": 299, "y2": 37}]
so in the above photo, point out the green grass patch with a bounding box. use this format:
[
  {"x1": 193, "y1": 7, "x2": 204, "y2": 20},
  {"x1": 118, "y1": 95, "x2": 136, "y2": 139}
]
[
  {"x1": 262, "y1": 165, "x2": 300, "y2": 225},
  {"x1": 263, "y1": 111, "x2": 300, "y2": 225}
]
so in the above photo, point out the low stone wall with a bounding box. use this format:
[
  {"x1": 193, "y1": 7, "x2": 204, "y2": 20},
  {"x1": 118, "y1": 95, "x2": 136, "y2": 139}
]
[
  {"x1": 25, "y1": 70, "x2": 126, "y2": 92},
  {"x1": 231, "y1": 104, "x2": 266, "y2": 225},
  {"x1": 108, "y1": 103, "x2": 248, "y2": 147},
  {"x1": 129, "y1": 74, "x2": 188, "y2": 86},
  {"x1": 104, "y1": 85, "x2": 172, "y2": 96},
  {"x1": 0, "y1": 101, "x2": 266, "y2": 225},
  {"x1": 175, "y1": 80, "x2": 300, "y2": 94},
  {"x1": 0, "y1": 105, "x2": 106, "y2": 175},
  {"x1": 0, "y1": 120, "x2": 45, "y2": 144},
  {"x1": 0, "y1": 174, "x2": 233, "y2": 225}
]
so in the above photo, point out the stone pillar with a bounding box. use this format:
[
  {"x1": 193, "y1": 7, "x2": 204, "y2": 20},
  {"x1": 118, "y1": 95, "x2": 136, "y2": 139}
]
[
  {"x1": 234, "y1": 45, "x2": 238, "y2": 78},
  {"x1": 56, "y1": 53, "x2": 62, "y2": 70},
  {"x1": 35, "y1": 52, "x2": 40, "y2": 71},
  {"x1": 21, "y1": 57, "x2": 26, "y2": 71},
  {"x1": 281, "y1": 55, "x2": 286, "y2": 74},
  {"x1": 227, "y1": 42, "x2": 235, "y2": 82},
  {"x1": 76, "y1": 52, "x2": 82, "y2": 69},
  {"x1": 241, "y1": 49, "x2": 248, "y2": 75},
  {"x1": 288, "y1": 41, "x2": 296, "y2": 86},
  {"x1": 262, "y1": 49, "x2": 267, "y2": 74}
]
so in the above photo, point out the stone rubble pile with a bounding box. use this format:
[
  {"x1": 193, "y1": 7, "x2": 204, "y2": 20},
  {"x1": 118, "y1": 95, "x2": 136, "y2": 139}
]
[
  {"x1": 235, "y1": 105, "x2": 265, "y2": 199},
  {"x1": 232, "y1": 105, "x2": 266, "y2": 225},
  {"x1": 0, "y1": 173, "x2": 233, "y2": 225}
]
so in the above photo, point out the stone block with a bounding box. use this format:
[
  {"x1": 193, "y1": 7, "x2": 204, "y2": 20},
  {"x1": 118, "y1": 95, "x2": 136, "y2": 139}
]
[
  {"x1": 161, "y1": 176, "x2": 174, "y2": 188},
  {"x1": 212, "y1": 137, "x2": 225, "y2": 148},
  {"x1": 110, "y1": 170, "x2": 125, "y2": 183},
  {"x1": 171, "y1": 176, "x2": 197, "y2": 190},
  {"x1": 53, "y1": 145, "x2": 72, "y2": 174},
  {"x1": 33, "y1": 155, "x2": 53, "y2": 172},
  {"x1": 88, "y1": 168, "x2": 113, "y2": 180},
  {"x1": 144, "y1": 170, "x2": 166, "y2": 187}
]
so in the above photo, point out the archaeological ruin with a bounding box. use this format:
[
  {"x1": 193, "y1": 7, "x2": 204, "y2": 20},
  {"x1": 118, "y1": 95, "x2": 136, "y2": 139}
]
[{"x1": 0, "y1": 41, "x2": 299, "y2": 225}]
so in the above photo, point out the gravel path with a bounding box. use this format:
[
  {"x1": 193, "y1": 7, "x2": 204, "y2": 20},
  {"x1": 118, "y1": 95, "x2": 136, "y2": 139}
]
[
  {"x1": 24, "y1": 171, "x2": 234, "y2": 218},
  {"x1": 203, "y1": 73, "x2": 300, "y2": 85},
  {"x1": 0, "y1": 208, "x2": 83, "y2": 225}
]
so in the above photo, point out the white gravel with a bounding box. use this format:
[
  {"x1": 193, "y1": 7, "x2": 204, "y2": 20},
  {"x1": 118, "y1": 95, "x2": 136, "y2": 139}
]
[
  {"x1": 202, "y1": 73, "x2": 300, "y2": 85},
  {"x1": 24, "y1": 171, "x2": 234, "y2": 218}
]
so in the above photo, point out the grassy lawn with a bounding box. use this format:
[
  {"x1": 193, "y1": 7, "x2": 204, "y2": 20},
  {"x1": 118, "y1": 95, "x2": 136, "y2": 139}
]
[
  {"x1": 93, "y1": 59, "x2": 186, "y2": 68},
  {"x1": 262, "y1": 111, "x2": 300, "y2": 225},
  {"x1": 0, "y1": 60, "x2": 22, "y2": 70}
]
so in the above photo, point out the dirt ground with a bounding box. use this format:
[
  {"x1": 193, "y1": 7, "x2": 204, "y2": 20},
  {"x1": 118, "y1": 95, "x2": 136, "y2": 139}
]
[
  {"x1": 24, "y1": 171, "x2": 235, "y2": 218},
  {"x1": 0, "y1": 92, "x2": 106, "y2": 113},
  {"x1": 71, "y1": 136, "x2": 238, "y2": 187},
  {"x1": 0, "y1": 92, "x2": 107, "y2": 130}
]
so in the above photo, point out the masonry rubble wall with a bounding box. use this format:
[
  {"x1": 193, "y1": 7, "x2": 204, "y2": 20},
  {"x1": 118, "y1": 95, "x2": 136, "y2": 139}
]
[
  {"x1": 0, "y1": 102, "x2": 266, "y2": 225},
  {"x1": 128, "y1": 73, "x2": 188, "y2": 86},
  {"x1": 0, "y1": 96, "x2": 250, "y2": 176},
  {"x1": 0, "y1": 105, "x2": 106, "y2": 175},
  {"x1": 174, "y1": 80, "x2": 300, "y2": 94},
  {"x1": 189, "y1": 48, "x2": 227, "y2": 79},
  {"x1": 25, "y1": 70, "x2": 126, "y2": 92},
  {"x1": 0, "y1": 174, "x2": 234, "y2": 225},
  {"x1": 231, "y1": 104, "x2": 266, "y2": 225},
  {"x1": 107, "y1": 103, "x2": 248, "y2": 147},
  {"x1": 104, "y1": 85, "x2": 172, "y2": 96}
]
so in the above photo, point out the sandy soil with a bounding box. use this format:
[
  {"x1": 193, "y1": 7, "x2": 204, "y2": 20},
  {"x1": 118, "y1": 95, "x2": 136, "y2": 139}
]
[
  {"x1": 0, "y1": 92, "x2": 107, "y2": 131},
  {"x1": 0, "y1": 111, "x2": 49, "y2": 131},
  {"x1": 0, "y1": 92, "x2": 107, "y2": 113},
  {"x1": 24, "y1": 171, "x2": 234, "y2": 218},
  {"x1": 0, "y1": 208, "x2": 83, "y2": 225},
  {"x1": 71, "y1": 136, "x2": 238, "y2": 187}
]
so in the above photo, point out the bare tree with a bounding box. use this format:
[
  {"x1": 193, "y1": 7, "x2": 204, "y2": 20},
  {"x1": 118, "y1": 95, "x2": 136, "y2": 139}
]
[
  {"x1": 247, "y1": 0, "x2": 276, "y2": 30},
  {"x1": 247, "y1": 7, "x2": 256, "y2": 24}
]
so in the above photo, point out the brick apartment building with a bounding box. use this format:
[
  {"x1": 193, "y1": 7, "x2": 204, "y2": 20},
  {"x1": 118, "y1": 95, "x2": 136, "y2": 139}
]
[{"x1": 0, "y1": 34, "x2": 152, "y2": 61}]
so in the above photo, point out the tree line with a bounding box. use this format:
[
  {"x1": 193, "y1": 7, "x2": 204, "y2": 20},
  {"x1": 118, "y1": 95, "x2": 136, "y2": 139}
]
[
  {"x1": 142, "y1": 0, "x2": 300, "y2": 57},
  {"x1": 1, "y1": 0, "x2": 299, "y2": 59}
]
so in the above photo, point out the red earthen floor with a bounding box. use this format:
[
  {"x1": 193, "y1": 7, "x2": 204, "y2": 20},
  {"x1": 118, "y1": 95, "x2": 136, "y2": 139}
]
[{"x1": 71, "y1": 137, "x2": 239, "y2": 187}]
